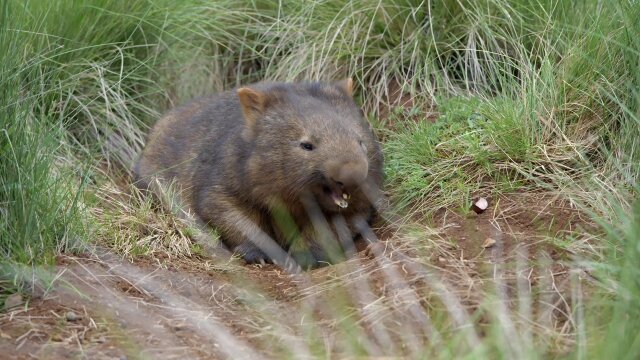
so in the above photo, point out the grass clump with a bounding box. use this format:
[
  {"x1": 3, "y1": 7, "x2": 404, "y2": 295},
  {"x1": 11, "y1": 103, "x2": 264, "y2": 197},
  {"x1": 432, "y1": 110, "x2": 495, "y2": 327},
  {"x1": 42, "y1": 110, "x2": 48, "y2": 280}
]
[
  {"x1": 90, "y1": 182, "x2": 197, "y2": 258},
  {"x1": 384, "y1": 93, "x2": 595, "y2": 215},
  {"x1": 0, "y1": 0, "x2": 263, "y2": 269},
  {"x1": 0, "y1": 3, "x2": 88, "y2": 268},
  {"x1": 385, "y1": 96, "x2": 536, "y2": 213},
  {"x1": 383, "y1": 0, "x2": 639, "y2": 218}
]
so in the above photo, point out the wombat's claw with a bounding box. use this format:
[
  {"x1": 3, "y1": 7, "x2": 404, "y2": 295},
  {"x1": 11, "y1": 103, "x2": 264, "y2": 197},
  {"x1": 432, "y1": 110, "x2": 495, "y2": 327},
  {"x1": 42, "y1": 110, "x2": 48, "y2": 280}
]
[
  {"x1": 286, "y1": 260, "x2": 302, "y2": 274},
  {"x1": 235, "y1": 245, "x2": 271, "y2": 265}
]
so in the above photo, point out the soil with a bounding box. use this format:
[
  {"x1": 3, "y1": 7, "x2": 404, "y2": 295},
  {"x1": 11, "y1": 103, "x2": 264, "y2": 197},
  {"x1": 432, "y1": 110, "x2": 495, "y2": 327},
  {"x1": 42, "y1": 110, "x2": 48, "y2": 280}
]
[{"x1": 0, "y1": 193, "x2": 597, "y2": 359}]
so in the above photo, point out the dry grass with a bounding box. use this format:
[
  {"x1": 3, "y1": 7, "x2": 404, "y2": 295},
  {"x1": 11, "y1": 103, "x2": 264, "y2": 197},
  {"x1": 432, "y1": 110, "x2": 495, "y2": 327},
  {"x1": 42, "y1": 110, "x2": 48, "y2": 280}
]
[{"x1": 90, "y1": 181, "x2": 197, "y2": 258}]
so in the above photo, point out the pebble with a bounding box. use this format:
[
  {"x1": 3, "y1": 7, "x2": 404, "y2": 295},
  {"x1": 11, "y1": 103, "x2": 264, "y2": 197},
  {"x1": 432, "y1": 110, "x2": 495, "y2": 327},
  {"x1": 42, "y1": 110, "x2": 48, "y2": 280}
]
[
  {"x1": 65, "y1": 311, "x2": 81, "y2": 322},
  {"x1": 482, "y1": 237, "x2": 497, "y2": 248},
  {"x1": 471, "y1": 197, "x2": 489, "y2": 214}
]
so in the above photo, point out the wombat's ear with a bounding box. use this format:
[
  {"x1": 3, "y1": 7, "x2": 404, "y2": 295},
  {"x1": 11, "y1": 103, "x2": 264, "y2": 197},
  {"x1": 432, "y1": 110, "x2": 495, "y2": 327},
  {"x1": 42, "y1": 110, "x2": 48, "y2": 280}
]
[
  {"x1": 335, "y1": 78, "x2": 354, "y2": 97},
  {"x1": 237, "y1": 87, "x2": 266, "y2": 130}
]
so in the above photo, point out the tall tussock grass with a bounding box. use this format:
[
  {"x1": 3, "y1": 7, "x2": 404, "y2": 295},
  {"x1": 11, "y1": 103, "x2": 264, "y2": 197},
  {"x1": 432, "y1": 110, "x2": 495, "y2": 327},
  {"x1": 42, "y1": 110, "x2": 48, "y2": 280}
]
[
  {"x1": 1, "y1": 0, "x2": 639, "y2": 357},
  {"x1": 0, "y1": 0, "x2": 258, "y2": 266}
]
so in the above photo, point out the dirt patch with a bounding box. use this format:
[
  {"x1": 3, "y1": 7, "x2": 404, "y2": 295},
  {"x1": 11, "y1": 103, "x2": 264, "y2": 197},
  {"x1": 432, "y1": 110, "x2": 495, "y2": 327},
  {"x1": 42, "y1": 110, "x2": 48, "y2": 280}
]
[
  {"x1": 0, "y1": 194, "x2": 597, "y2": 359},
  {"x1": 0, "y1": 299, "x2": 127, "y2": 359},
  {"x1": 432, "y1": 192, "x2": 597, "y2": 267}
]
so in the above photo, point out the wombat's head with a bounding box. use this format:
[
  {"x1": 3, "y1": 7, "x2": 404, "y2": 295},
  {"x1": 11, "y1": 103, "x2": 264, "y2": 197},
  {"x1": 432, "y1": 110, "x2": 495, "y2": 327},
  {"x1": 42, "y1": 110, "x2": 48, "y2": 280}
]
[{"x1": 237, "y1": 79, "x2": 380, "y2": 212}]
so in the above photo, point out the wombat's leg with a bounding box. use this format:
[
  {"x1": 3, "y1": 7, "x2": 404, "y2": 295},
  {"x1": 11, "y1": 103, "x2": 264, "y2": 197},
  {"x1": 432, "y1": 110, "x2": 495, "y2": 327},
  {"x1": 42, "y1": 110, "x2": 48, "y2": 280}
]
[
  {"x1": 329, "y1": 212, "x2": 379, "y2": 259},
  {"x1": 268, "y1": 214, "x2": 313, "y2": 269},
  {"x1": 331, "y1": 214, "x2": 358, "y2": 258},
  {"x1": 287, "y1": 226, "x2": 328, "y2": 269},
  {"x1": 296, "y1": 212, "x2": 378, "y2": 268},
  {"x1": 200, "y1": 198, "x2": 301, "y2": 272},
  {"x1": 350, "y1": 213, "x2": 380, "y2": 245},
  {"x1": 294, "y1": 194, "x2": 348, "y2": 268},
  {"x1": 264, "y1": 203, "x2": 328, "y2": 269},
  {"x1": 232, "y1": 241, "x2": 270, "y2": 265},
  {"x1": 290, "y1": 219, "x2": 347, "y2": 269},
  {"x1": 308, "y1": 213, "x2": 364, "y2": 264},
  {"x1": 286, "y1": 232, "x2": 318, "y2": 269}
]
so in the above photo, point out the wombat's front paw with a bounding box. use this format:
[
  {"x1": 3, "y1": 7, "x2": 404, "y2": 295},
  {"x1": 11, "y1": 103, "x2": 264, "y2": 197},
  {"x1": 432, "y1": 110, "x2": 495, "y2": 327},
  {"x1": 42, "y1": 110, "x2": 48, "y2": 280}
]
[
  {"x1": 233, "y1": 243, "x2": 271, "y2": 265},
  {"x1": 289, "y1": 248, "x2": 338, "y2": 269},
  {"x1": 289, "y1": 250, "x2": 319, "y2": 270}
]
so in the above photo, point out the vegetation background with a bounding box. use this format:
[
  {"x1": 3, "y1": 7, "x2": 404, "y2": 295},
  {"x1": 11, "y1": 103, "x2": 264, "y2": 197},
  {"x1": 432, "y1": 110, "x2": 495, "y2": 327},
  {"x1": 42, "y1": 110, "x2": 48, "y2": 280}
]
[{"x1": 1, "y1": 0, "x2": 638, "y2": 358}]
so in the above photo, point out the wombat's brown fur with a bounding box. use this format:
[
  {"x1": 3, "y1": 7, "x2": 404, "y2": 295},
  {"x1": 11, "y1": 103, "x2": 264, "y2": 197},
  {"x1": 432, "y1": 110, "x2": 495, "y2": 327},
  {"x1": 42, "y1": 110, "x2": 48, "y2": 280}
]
[{"x1": 134, "y1": 79, "x2": 384, "y2": 269}]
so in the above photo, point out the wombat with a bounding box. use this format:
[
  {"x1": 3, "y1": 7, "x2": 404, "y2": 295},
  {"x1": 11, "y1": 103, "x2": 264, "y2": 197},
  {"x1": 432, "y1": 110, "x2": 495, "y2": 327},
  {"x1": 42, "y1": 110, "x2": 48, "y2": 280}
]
[{"x1": 134, "y1": 79, "x2": 384, "y2": 269}]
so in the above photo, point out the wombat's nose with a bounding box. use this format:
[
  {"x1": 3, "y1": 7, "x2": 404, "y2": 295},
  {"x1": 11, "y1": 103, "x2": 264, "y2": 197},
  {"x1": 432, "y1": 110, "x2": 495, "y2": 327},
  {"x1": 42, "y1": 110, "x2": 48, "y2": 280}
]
[{"x1": 330, "y1": 160, "x2": 368, "y2": 188}]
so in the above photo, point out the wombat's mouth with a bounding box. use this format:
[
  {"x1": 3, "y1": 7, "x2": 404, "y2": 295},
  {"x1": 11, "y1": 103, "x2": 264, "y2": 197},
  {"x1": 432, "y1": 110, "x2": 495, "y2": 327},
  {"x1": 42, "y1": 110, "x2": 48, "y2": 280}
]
[{"x1": 323, "y1": 185, "x2": 350, "y2": 209}]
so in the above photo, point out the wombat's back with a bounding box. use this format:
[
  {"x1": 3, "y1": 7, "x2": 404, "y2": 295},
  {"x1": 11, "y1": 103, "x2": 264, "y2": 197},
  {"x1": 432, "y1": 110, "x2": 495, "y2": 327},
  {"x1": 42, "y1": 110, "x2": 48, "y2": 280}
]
[{"x1": 133, "y1": 92, "x2": 245, "y2": 194}]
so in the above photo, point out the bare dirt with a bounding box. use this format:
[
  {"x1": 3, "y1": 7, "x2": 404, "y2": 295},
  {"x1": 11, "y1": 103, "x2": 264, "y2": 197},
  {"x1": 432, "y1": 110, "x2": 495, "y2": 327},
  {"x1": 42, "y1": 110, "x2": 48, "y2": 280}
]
[{"x1": 0, "y1": 193, "x2": 597, "y2": 359}]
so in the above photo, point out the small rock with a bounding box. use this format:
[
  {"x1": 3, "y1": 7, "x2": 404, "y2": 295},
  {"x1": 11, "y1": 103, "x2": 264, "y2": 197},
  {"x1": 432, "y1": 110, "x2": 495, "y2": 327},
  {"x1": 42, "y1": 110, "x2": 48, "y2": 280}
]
[
  {"x1": 3, "y1": 293, "x2": 23, "y2": 311},
  {"x1": 471, "y1": 197, "x2": 489, "y2": 214},
  {"x1": 65, "y1": 311, "x2": 81, "y2": 322},
  {"x1": 482, "y1": 237, "x2": 497, "y2": 248}
]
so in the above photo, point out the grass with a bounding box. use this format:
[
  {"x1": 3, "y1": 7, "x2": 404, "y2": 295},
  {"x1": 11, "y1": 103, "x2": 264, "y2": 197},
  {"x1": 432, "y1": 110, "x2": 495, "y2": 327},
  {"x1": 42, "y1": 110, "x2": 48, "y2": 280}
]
[
  {"x1": 0, "y1": 0, "x2": 639, "y2": 358},
  {"x1": 385, "y1": 95, "x2": 538, "y2": 213},
  {"x1": 90, "y1": 181, "x2": 197, "y2": 258},
  {"x1": 587, "y1": 200, "x2": 640, "y2": 359}
]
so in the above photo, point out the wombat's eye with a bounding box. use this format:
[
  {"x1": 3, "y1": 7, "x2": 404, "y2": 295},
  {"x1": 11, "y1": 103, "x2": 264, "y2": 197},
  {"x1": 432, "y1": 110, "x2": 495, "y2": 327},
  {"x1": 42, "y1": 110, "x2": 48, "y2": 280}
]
[{"x1": 300, "y1": 142, "x2": 314, "y2": 151}]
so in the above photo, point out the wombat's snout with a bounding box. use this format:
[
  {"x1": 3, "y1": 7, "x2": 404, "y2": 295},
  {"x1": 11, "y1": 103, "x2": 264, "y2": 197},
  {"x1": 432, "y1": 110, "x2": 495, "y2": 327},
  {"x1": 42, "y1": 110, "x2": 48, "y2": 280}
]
[
  {"x1": 327, "y1": 157, "x2": 369, "y2": 189},
  {"x1": 323, "y1": 157, "x2": 368, "y2": 209}
]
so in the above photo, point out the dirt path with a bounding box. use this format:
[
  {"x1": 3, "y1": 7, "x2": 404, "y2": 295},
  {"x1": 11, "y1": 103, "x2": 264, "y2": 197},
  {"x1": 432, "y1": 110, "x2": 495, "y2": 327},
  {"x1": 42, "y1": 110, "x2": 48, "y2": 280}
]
[{"x1": 1, "y1": 194, "x2": 593, "y2": 359}]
